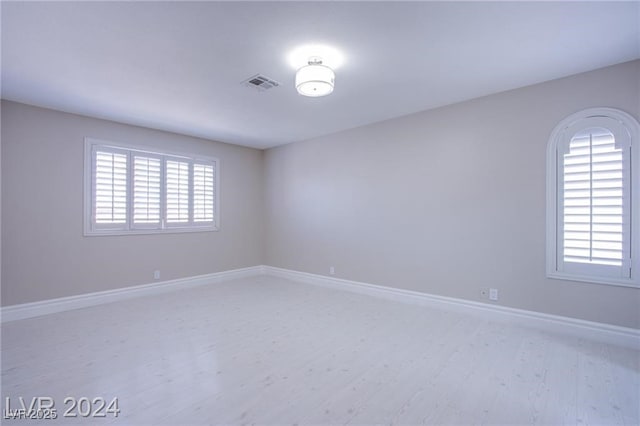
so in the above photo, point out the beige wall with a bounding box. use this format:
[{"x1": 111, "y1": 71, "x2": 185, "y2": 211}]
[
  {"x1": 3, "y1": 61, "x2": 639, "y2": 329},
  {"x1": 264, "y1": 60, "x2": 640, "y2": 329},
  {"x1": 1, "y1": 101, "x2": 264, "y2": 305}
]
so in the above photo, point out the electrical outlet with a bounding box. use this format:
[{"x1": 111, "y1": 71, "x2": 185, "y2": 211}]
[
  {"x1": 329, "y1": 266, "x2": 335, "y2": 275},
  {"x1": 489, "y1": 288, "x2": 498, "y2": 301},
  {"x1": 154, "y1": 270, "x2": 161, "y2": 280}
]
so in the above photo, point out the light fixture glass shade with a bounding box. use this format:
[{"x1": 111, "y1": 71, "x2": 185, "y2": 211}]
[{"x1": 296, "y1": 63, "x2": 335, "y2": 97}]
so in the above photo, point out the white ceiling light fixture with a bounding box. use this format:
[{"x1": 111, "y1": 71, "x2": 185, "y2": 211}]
[{"x1": 295, "y1": 57, "x2": 335, "y2": 97}]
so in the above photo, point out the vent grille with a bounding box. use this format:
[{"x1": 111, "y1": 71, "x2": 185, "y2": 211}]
[{"x1": 242, "y1": 74, "x2": 280, "y2": 91}]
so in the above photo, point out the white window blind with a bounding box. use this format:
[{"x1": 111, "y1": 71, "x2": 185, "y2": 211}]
[
  {"x1": 85, "y1": 138, "x2": 219, "y2": 235},
  {"x1": 546, "y1": 108, "x2": 638, "y2": 287},
  {"x1": 94, "y1": 150, "x2": 128, "y2": 225},
  {"x1": 166, "y1": 160, "x2": 190, "y2": 224},
  {"x1": 133, "y1": 155, "x2": 161, "y2": 225},
  {"x1": 562, "y1": 129, "x2": 624, "y2": 266},
  {"x1": 193, "y1": 163, "x2": 215, "y2": 222}
]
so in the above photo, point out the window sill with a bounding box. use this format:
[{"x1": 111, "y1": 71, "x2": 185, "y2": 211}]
[
  {"x1": 84, "y1": 226, "x2": 219, "y2": 237},
  {"x1": 547, "y1": 271, "x2": 639, "y2": 288}
]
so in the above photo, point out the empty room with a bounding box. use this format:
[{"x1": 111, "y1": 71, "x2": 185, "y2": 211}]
[{"x1": 1, "y1": 1, "x2": 639, "y2": 425}]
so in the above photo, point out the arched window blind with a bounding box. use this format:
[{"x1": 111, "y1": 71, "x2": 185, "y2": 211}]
[{"x1": 546, "y1": 108, "x2": 639, "y2": 287}]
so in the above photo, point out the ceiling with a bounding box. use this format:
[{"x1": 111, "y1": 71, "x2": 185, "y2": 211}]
[{"x1": 2, "y1": 1, "x2": 639, "y2": 149}]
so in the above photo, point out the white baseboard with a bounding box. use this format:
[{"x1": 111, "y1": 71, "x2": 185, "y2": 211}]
[
  {"x1": 1, "y1": 265, "x2": 264, "y2": 323},
  {"x1": 263, "y1": 266, "x2": 640, "y2": 350},
  {"x1": 3, "y1": 264, "x2": 638, "y2": 350}
]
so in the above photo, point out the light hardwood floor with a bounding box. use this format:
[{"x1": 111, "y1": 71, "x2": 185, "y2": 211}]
[{"x1": 2, "y1": 275, "x2": 639, "y2": 425}]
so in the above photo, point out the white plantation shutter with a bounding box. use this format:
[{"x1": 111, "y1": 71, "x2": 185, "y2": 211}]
[
  {"x1": 562, "y1": 129, "x2": 624, "y2": 267},
  {"x1": 166, "y1": 159, "x2": 190, "y2": 224},
  {"x1": 85, "y1": 139, "x2": 219, "y2": 235},
  {"x1": 547, "y1": 109, "x2": 638, "y2": 286},
  {"x1": 133, "y1": 155, "x2": 161, "y2": 226},
  {"x1": 193, "y1": 163, "x2": 215, "y2": 223},
  {"x1": 93, "y1": 148, "x2": 128, "y2": 228}
]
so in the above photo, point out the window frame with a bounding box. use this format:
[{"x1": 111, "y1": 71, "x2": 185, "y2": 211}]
[
  {"x1": 84, "y1": 137, "x2": 220, "y2": 236},
  {"x1": 546, "y1": 107, "x2": 639, "y2": 288}
]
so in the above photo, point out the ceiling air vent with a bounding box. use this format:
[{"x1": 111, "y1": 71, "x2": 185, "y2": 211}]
[{"x1": 242, "y1": 74, "x2": 280, "y2": 92}]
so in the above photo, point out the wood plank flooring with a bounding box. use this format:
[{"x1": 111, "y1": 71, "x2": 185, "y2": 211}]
[{"x1": 2, "y1": 275, "x2": 638, "y2": 425}]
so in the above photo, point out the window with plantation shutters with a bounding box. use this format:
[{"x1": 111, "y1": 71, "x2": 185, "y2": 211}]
[
  {"x1": 193, "y1": 163, "x2": 215, "y2": 222},
  {"x1": 547, "y1": 108, "x2": 639, "y2": 287},
  {"x1": 165, "y1": 160, "x2": 190, "y2": 224},
  {"x1": 562, "y1": 129, "x2": 625, "y2": 267},
  {"x1": 93, "y1": 148, "x2": 128, "y2": 228},
  {"x1": 84, "y1": 138, "x2": 219, "y2": 235},
  {"x1": 133, "y1": 155, "x2": 161, "y2": 226}
]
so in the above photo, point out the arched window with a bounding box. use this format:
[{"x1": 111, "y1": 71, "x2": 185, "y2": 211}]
[{"x1": 546, "y1": 108, "x2": 639, "y2": 287}]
